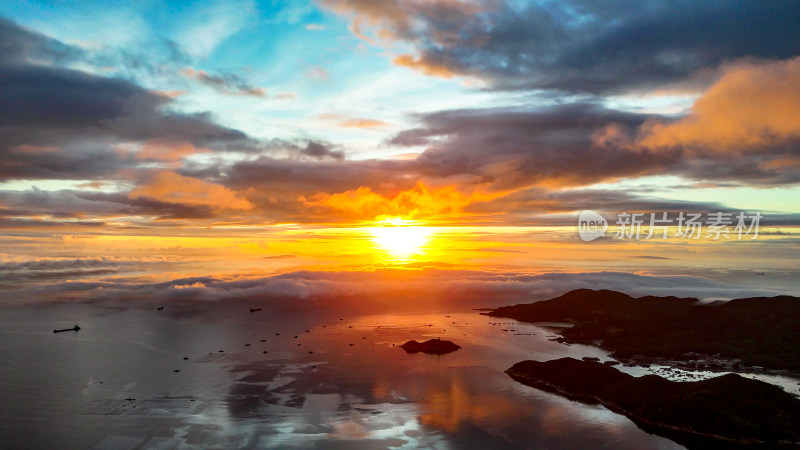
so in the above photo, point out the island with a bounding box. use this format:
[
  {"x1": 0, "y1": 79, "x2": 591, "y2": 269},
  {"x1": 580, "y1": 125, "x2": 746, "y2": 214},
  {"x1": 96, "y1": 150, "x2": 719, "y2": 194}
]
[
  {"x1": 506, "y1": 358, "x2": 800, "y2": 448},
  {"x1": 400, "y1": 339, "x2": 461, "y2": 355},
  {"x1": 487, "y1": 289, "x2": 800, "y2": 371}
]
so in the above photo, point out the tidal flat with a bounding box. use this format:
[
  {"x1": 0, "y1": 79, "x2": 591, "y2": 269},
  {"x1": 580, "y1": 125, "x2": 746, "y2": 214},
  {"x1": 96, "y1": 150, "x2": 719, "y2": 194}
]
[{"x1": 2, "y1": 299, "x2": 798, "y2": 449}]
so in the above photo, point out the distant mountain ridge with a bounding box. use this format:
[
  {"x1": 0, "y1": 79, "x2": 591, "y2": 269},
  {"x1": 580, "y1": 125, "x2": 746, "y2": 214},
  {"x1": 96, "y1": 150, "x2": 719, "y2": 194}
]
[{"x1": 488, "y1": 289, "x2": 800, "y2": 371}]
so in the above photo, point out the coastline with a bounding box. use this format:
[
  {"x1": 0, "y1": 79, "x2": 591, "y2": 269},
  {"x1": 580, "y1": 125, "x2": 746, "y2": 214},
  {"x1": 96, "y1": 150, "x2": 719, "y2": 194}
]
[
  {"x1": 486, "y1": 289, "x2": 800, "y2": 373},
  {"x1": 506, "y1": 359, "x2": 800, "y2": 449}
]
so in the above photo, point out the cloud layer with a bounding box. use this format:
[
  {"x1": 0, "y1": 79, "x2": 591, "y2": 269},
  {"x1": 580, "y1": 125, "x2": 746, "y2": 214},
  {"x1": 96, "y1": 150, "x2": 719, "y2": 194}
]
[
  {"x1": 4, "y1": 267, "x2": 790, "y2": 311},
  {"x1": 1, "y1": 8, "x2": 799, "y2": 229},
  {"x1": 321, "y1": 0, "x2": 800, "y2": 94}
]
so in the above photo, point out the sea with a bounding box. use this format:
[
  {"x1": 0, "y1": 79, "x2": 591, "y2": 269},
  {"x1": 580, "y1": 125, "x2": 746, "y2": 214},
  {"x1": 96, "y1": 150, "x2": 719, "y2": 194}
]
[{"x1": 1, "y1": 300, "x2": 798, "y2": 449}]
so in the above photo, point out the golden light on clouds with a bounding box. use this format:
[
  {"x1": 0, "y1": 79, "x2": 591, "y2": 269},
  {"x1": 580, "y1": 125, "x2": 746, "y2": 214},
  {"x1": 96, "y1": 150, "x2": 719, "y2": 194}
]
[
  {"x1": 302, "y1": 182, "x2": 505, "y2": 223},
  {"x1": 638, "y1": 56, "x2": 800, "y2": 151},
  {"x1": 129, "y1": 170, "x2": 254, "y2": 211}
]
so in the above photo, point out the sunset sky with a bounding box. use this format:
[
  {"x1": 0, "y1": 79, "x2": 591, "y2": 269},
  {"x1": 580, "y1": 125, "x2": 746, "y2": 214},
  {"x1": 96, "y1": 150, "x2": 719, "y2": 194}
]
[{"x1": 2, "y1": 0, "x2": 799, "y2": 307}]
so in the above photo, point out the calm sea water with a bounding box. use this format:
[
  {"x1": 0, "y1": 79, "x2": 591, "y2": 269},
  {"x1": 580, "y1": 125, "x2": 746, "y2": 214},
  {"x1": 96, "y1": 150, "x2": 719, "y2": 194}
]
[{"x1": 0, "y1": 299, "x2": 738, "y2": 449}]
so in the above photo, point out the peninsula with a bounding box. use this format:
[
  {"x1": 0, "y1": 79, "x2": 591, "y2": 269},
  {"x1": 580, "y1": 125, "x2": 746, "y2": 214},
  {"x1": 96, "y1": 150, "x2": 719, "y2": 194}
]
[
  {"x1": 488, "y1": 289, "x2": 800, "y2": 371},
  {"x1": 506, "y1": 358, "x2": 800, "y2": 448}
]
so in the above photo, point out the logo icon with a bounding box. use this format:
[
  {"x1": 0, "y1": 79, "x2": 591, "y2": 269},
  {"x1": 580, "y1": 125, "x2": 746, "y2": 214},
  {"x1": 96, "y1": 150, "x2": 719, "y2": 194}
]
[{"x1": 578, "y1": 210, "x2": 607, "y2": 241}]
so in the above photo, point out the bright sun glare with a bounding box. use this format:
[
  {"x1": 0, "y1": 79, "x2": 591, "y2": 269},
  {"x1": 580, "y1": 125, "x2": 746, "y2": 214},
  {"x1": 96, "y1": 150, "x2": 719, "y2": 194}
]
[{"x1": 369, "y1": 217, "x2": 432, "y2": 259}]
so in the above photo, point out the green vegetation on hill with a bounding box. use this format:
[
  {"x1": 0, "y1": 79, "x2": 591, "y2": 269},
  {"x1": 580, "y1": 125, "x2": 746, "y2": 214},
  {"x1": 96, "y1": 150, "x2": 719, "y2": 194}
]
[{"x1": 488, "y1": 289, "x2": 800, "y2": 371}]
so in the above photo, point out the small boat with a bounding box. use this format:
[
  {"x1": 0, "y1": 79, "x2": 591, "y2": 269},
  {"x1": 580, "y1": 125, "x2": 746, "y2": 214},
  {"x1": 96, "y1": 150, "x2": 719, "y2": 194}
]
[
  {"x1": 249, "y1": 308, "x2": 262, "y2": 313},
  {"x1": 54, "y1": 325, "x2": 80, "y2": 333},
  {"x1": 157, "y1": 306, "x2": 164, "y2": 311}
]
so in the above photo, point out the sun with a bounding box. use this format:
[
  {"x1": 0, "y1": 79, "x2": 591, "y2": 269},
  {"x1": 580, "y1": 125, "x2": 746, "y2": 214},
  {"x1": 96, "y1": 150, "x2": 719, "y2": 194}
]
[{"x1": 369, "y1": 216, "x2": 432, "y2": 260}]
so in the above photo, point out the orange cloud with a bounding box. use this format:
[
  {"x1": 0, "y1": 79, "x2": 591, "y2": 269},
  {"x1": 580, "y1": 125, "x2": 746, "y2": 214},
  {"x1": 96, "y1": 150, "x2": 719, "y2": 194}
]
[
  {"x1": 338, "y1": 118, "x2": 388, "y2": 129},
  {"x1": 393, "y1": 54, "x2": 457, "y2": 78},
  {"x1": 11, "y1": 145, "x2": 58, "y2": 154},
  {"x1": 301, "y1": 181, "x2": 503, "y2": 220},
  {"x1": 319, "y1": 0, "x2": 489, "y2": 41},
  {"x1": 319, "y1": 0, "x2": 492, "y2": 78},
  {"x1": 154, "y1": 90, "x2": 187, "y2": 99},
  {"x1": 76, "y1": 181, "x2": 107, "y2": 189},
  {"x1": 758, "y1": 156, "x2": 800, "y2": 170},
  {"x1": 129, "y1": 171, "x2": 253, "y2": 211},
  {"x1": 638, "y1": 57, "x2": 800, "y2": 152},
  {"x1": 318, "y1": 113, "x2": 389, "y2": 129},
  {"x1": 135, "y1": 139, "x2": 209, "y2": 162}
]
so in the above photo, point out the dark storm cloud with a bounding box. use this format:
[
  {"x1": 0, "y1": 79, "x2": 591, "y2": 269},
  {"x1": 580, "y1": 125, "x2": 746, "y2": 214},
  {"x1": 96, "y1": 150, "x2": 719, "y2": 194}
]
[{"x1": 322, "y1": 0, "x2": 800, "y2": 94}]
